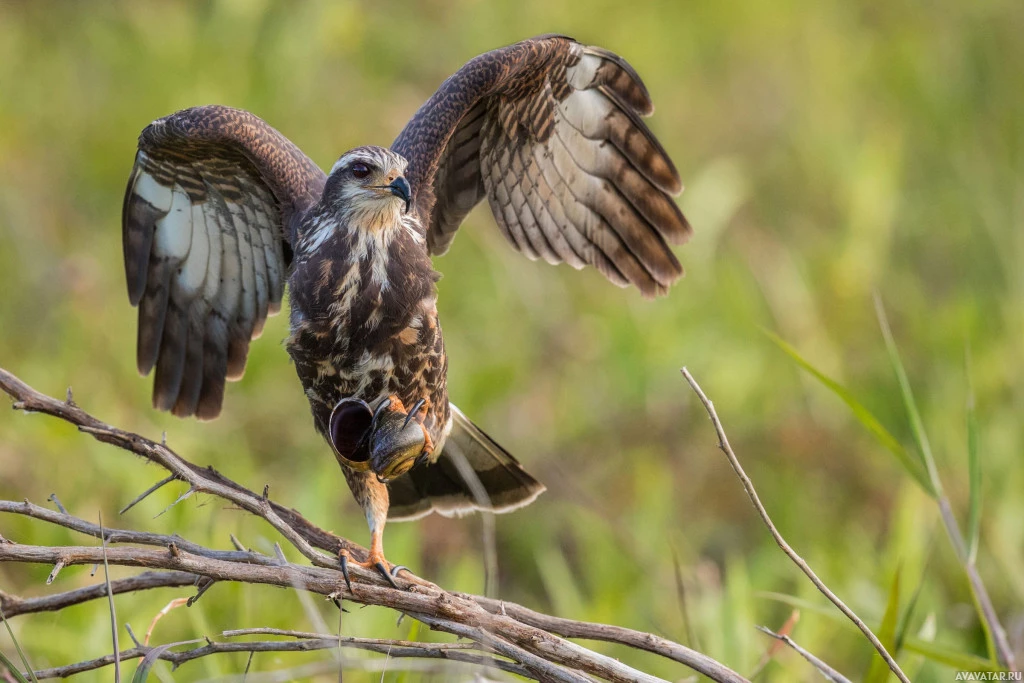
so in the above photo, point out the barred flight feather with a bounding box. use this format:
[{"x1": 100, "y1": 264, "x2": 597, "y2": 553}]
[
  {"x1": 392, "y1": 34, "x2": 690, "y2": 298},
  {"x1": 122, "y1": 106, "x2": 325, "y2": 418}
]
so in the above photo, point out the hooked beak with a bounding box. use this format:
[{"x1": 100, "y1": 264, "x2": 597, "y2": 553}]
[{"x1": 387, "y1": 176, "x2": 411, "y2": 214}]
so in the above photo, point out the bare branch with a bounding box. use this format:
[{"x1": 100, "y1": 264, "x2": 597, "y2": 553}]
[
  {"x1": 119, "y1": 474, "x2": 177, "y2": 515},
  {"x1": 45, "y1": 494, "x2": 66, "y2": 515},
  {"x1": 0, "y1": 572, "x2": 198, "y2": 618},
  {"x1": 45, "y1": 560, "x2": 64, "y2": 585},
  {"x1": 467, "y1": 594, "x2": 746, "y2": 682},
  {"x1": 24, "y1": 635, "x2": 534, "y2": 680},
  {"x1": 1, "y1": 368, "x2": 348, "y2": 571},
  {"x1": 0, "y1": 500, "x2": 279, "y2": 567},
  {"x1": 153, "y1": 486, "x2": 195, "y2": 519},
  {"x1": 755, "y1": 626, "x2": 852, "y2": 683},
  {"x1": 0, "y1": 366, "x2": 750, "y2": 683},
  {"x1": 681, "y1": 367, "x2": 910, "y2": 683}
]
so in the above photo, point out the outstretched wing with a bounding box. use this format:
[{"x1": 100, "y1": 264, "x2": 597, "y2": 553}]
[
  {"x1": 123, "y1": 105, "x2": 326, "y2": 419},
  {"x1": 391, "y1": 35, "x2": 690, "y2": 298}
]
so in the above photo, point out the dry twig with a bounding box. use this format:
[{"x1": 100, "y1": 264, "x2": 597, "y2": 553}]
[
  {"x1": 681, "y1": 367, "x2": 911, "y2": 683},
  {"x1": 755, "y1": 626, "x2": 852, "y2": 683}
]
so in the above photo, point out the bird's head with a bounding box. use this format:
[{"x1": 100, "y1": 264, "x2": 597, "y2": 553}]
[
  {"x1": 325, "y1": 146, "x2": 411, "y2": 229},
  {"x1": 327, "y1": 397, "x2": 426, "y2": 483}
]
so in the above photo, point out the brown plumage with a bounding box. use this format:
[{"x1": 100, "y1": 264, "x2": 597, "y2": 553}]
[{"x1": 121, "y1": 35, "x2": 691, "y2": 580}]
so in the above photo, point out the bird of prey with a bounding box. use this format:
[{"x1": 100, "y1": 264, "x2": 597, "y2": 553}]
[{"x1": 121, "y1": 34, "x2": 690, "y2": 586}]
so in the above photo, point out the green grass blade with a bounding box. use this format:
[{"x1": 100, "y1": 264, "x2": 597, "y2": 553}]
[
  {"x1": 962, "y1": 361, "x2": 996, "y2": 670},
  {"x1": 99, "y1": 513, "x2": 120, "y2": 683},
  {"x1": 965, "y1": 347, "x2": 982, "y2": 565},
  {"x1": 958, "y1": 348, "x2": 991, "y2": 667},
  {"x1": 762, "y1": 328, "x2": 935, "y2": 495},
  {"x1": 0, "y1": 609, "x2": 36, "y2": 683},
  {"x1": 873, "y1": 296, "x2": 943, "y2": 497},
  {"x1": 874, "y1": 301, "x2": 1002, "y2": 661},
  {"x1": 0, "y1": 649, "x2": 31, "y2": 683},
  {"x1": 131, "y1": 639, "x2": 203, "y2": 683},
  {"x1": 131, "y1": 645, "x2": 174, "y2": 683},
  {"x1": 757, "y1": 592, "x2": 1004, "y2": 673},
  {"x1": 895, "y1": 534, "x2": 935, "y2": 654},
  {"x1": 894, "y1": 575, "x2": 922, "y2": 655},
  {"x1": 903, "y1": 639, "x2": 1005, "y2": 673},
  {"x1": 865, "y1": 568, "x2": 901, "y2": 683},
  {"x1": 395, "y1": 620, "x2": 421, "y2": 683}
]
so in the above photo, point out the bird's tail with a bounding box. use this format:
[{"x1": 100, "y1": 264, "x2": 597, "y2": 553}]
[{"x1": 386, "y1": 405, "x2": 545, "y2": 521}]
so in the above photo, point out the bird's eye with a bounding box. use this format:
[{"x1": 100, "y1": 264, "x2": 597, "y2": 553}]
[{"x1": 351, "y1": 163, "x2": 371, "y2": 179}]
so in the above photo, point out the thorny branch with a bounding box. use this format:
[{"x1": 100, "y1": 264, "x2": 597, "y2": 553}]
[
  {"x1": 0, "y1": 367, "x2": 748, "y2": 683},
  {"x1": 25, "y1": 631, "x2": 534, "y2": 680}
]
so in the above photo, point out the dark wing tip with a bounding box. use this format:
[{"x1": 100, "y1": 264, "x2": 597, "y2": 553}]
[
  {"x1": 597, "y1": 84, "x2": 682, "y2": 195},
  {"x1": 672, "y1": 207, "x2": 694, "y2": 246},
  {"x1": 583, "y1": 45, "x2": 655, "y2": 116},
  {"x1": 122, "y1": 163, "x2": 167, "y2": 307}
]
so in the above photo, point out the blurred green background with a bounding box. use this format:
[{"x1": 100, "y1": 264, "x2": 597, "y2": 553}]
[{"x1": 1, "y1": 1, "x2": 1021, "y2": 681}]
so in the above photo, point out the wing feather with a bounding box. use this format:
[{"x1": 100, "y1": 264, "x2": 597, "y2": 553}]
[
  {"x1": 515, "y1": 135, "x2": 567, "y2": 265},
  {"x1": 392, "y1": 35, "x2": 690, "y2": 298},
  {"x1": 123, "y1": 105, "x2": 325, "y2": 419},
  {"x1": 205, "y1": 187, "x2": 247, "y2": 380},
  {"x1": 524, "y1": 143, "x2": 589, "y2": 269},
  {"x1": 240, "y1": 198, "x2": 270, "y2": 338},
  {"x1": 542, "y1": 122, "x2": 661, "y2": 293},
  {"x1": 176, "y1": 202, "x2": 210, "y2": 298},
  {"x1": 165, "y1": 202, "x2": 212, "y2": 416},
  {"x1": 171, "y1": 308, "x2": 206, "y2": 417},
  {"x1": 549, "y1": 121, "x2": 680, "y2": 288},
  {"x1": 509, "y1": 134, "x2": 560, "y2": 263}
]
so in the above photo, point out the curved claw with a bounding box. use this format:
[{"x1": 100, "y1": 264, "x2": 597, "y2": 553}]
[
  {"x1": 340, "y1": 545, "x2": 411, "y2": 591},
  {"x1": 402, "y1": 398, "x2": 427, "y2": 429},
  {"x1": 375, "y1": 561, "x2": 400, "y2": 589},
  {"x1": 339, "y1": 552, "x2": 353, "y2": 594},
  {"x1": 371, "y1": 397, "x2": 393, "y2": 429}
]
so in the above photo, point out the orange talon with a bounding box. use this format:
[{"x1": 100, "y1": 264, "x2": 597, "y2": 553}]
[{"x1": 338, "y1": 531, "x2": 406, "y2": 590}]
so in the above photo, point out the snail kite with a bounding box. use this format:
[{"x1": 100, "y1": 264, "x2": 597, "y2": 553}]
[{"x1": 121, "y1": 34, "x2": 691, "y2": 585}]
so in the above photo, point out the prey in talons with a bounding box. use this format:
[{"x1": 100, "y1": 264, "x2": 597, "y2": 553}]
[
  {"x1": 330, "y1": 395, "x2": 433, "y2": 483},
  {"x1": 329, "y1": 395, "x2": 430, "y2": 588}
]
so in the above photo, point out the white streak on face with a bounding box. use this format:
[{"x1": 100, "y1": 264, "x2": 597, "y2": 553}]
[
  {"x1": 328, "y1": 148, "x2": 412, "y2": 238},
  {"x1": 330, "y1": 151, "x2": 364, "y2": 177}
]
